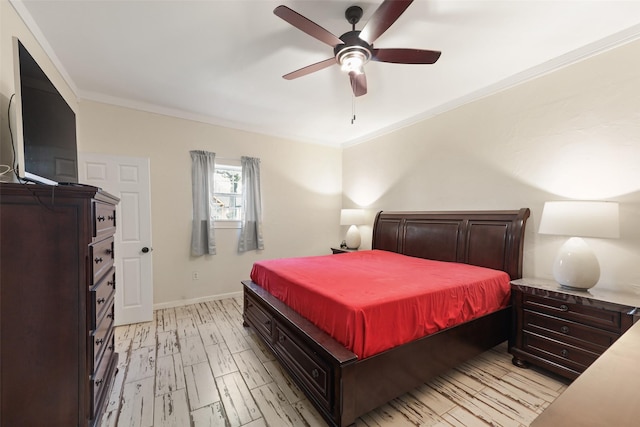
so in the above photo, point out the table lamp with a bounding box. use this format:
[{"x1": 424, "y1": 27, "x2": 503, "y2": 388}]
[
  {"x1": 539, "y1": 201, "x2": 619, "y2": 290},
  {"x1": 340, "y1": 209, "x2": 364, "y2": 249}
]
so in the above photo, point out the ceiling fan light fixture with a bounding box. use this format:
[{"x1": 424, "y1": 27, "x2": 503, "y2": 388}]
[{"x1": 337, "y1": 47, "x2": 370, "y2": 74}]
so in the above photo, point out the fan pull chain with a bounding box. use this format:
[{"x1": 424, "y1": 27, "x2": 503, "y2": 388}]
[{"x1": 351, "y1": 92, "x2": 356, "y2": 124}]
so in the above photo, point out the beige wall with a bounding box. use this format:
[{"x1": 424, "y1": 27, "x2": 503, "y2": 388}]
[
  {"x1": 78, "y1": 101, "x2": 342, "y2": 305},
  {"x1": 343, "y1": 39, "x2": 640, "y2": 292}
]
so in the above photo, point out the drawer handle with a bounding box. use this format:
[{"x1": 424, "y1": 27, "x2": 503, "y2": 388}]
[
  {"x1": 96, "y1": 338, "x2": 104, "y2": 346},
  {"x1": 95, "y1": 378, "x2": 104, "y2": 386},
  {"x1": 561, "y1": 326, "x2": 570, "y2": 334},
  {"x1": 279, "y1": 335, "x2": 286, "y2": 343},
  {"x1": 265, "y1": 320, "x2": 271, "y2": 326},
  {"x1": 311, "y1": 368, "x2": 319, "y2": 379},
  {"x1": 106, "y1": 248, "x2": 113, "y2": 255},
  {"x1": 107, "y1": 313, "x2": 114, "y2": 319},
  {"x1": 97, "y1": 298, "x2": 106, "y2": 304},
  {"x1": 108, "y1": 215, "x2": 115, "y2": 221},
  {"x1": 108, "y1": 280, "x2": 115, "y2": 288},
  {"x1": 561, "y1": 349, "x2": 569, "y2": 358},
  {"x1": 95, "y1": 257, "x2": 103, "y2": 264},
  {"x1": 97, "y1": 215, "x2": 105, "y2": 222},
  {"x1": 559, "y1": 304, "x2": 569, "y2": 312}
]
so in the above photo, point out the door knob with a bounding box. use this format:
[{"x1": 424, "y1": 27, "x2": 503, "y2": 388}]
[{"x1": 142, "y1": 247, "x2": 151, "y2": 253}]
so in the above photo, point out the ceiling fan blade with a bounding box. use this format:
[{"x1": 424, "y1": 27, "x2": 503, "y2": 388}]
[
  {"x1": 372, "y1": 48, "x2": 441, "y2": 64},
  {"x1": 274, "y1": 5, "x2": 343, "y2": 47},
  {"x1": 349, "y1": 72, "x2": 367, "y2": 97},
  {"x1": 359, "y1": 0, "x2": 414, "y2": 44},
  {"x1": 283, "y1": 58, "x2": 336, "y2": 80}
]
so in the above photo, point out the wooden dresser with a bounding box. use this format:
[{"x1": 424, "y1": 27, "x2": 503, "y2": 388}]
[
  {"x1": 0, "y1": 182, "x2": 119, "y2": 426},
  {"x1": 509, "y1": 278, "x2": 640, "y2": 380}
]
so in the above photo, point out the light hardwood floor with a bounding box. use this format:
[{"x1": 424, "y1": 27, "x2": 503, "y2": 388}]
[{"x1": 101, "y1": 297, "x2": 569, "y2": 427}]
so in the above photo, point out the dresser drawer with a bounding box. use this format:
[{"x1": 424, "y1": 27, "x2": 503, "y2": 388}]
[
  {"x1": 523, "y1": 293, "x2": 622, "y2": 332},
  {"x1": 523, "y1": 310, "x2": 620, "y2": 352},
  {"x1": 90, "y1": 339, "x2": 116, "y2": 422},
  {"x1": 93, "y1": 201, "x2": 116, "y2": 240},
  {"x1": 90, "y1": 269, "x2": 116, "y2": 329},
  {"x1": 90, "y1": 236, "x2": 114, "y2": 285},
  {"x1": 274, "y1": 321, "x2": 332, "y2": 409},
  {"x1": 523, "y1": 331, "x2": 601, "y2": 372},
  {"x1": 90, "y1": 303, "x2": 114, "y2": 370}
]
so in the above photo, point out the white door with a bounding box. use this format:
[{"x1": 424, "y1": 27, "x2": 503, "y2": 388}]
[{"x1": 78, "y1": 153, "x2": 153, "y2": 325}]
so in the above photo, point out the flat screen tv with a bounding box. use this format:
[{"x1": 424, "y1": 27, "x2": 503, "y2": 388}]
[{"x1": 13, "y1": 38, "x2": 78, "y2": 185}]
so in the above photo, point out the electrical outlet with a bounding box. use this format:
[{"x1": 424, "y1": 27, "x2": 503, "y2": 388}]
[{"x1": 192, "y1": 271, "x2": 199, "y2": 280}]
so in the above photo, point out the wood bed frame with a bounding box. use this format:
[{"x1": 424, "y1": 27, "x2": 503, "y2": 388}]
[{"x1": 242, "y1": 208, "x2": 530, "y2": 426}]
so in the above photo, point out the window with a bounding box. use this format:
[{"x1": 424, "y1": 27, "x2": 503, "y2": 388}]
[{"x1": 213, "y1": 164, "x2": 242, "y2": 226}]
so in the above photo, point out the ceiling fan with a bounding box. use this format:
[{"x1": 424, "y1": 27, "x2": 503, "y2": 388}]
[{"x1": 274, "y1": 0, "x2": 441, "y2": 97}]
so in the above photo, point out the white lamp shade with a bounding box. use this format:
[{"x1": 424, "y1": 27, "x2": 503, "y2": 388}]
[
  {"x1": 340, "y1": 209, "x2": 364, "y2": 226},
  {"x1": 539, "y1": 201, "x2": 619, "y2": 238}
]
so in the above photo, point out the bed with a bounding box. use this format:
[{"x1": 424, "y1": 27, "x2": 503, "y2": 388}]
[{"x1": 242, "y1": 209, "x2": 530, "y2": 426}]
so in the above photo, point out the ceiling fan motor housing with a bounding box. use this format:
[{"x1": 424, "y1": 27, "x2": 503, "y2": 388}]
[{"x1": 334, "y1": 30, "x2": 372, "y2": 71}]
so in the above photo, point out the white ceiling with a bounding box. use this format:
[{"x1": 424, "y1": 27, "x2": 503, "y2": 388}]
[{"x1": 12, "y1": 0, "x2": 640, "y2": 147}]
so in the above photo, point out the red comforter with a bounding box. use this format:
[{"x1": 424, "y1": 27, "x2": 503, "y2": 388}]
[{"x1": 250, "y1": 250, "x2": 511, "y2": 359}]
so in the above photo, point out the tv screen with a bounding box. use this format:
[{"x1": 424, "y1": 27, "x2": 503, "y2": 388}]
[{"x1": 15, "y1": 40, "x2": 78, "y2": 184}]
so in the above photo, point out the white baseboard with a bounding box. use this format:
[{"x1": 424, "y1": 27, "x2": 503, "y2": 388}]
[{"x1": 153, "y1": 291, "x2": 243, "y2": 311}]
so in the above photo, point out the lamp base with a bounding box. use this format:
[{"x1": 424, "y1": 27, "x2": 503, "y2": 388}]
[
  {"x1": 345, "y1": 225, "x2": 361, "y2": 249},
  {"x1": 553, "y1": 237, "x2": 600, "y2": 290}
]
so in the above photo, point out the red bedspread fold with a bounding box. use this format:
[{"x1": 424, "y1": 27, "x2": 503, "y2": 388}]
[{"x1": 250, "y1": 250, "x2": 510, "y2": 359}]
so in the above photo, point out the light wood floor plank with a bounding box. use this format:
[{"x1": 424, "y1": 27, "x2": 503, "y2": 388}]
[
  {"x1": 233, "y1": 349, "x2": 272, "y2": 389},
  {"x1": 184, "y1": 362, "x2": 220, "y2": 410},
  {"x1": 155, "y1": 354, "x2": 184, "y2": 396},
  {"x1": 118, "y1": 377, "x2": 155, "y2": 427},
  {"x1": 205, "y1": 342, "x2": 238, "y2": 378},
  {"x1": 216, "y1": 371, "x2": 262, "y2": 426},
  {"x1": 154, "y1": 389, "x2": 190, "y2": 427},
  {"x1": 179, "y1": 335, "x2": 208, "y2": 366},
  {"x1": 409, "y1": 383, "x2": 457, "y2": 416},
  {"x1": 251, "y1": 382, "x2": 305, "y2": 426},
  {"x1": 109, "y1": 297, "x2": 568, "y2": 427},
  {"x1": 156, "y1": 330, "x2": 179, "y2": 358},
  {"x1": 191, "y1": 402, "x2": 227, "y2": 427},
  {"x1": 125, "y1": 346, "x2": 156, "y2": 383},
  {"x1": 198, "y1": 321, "x2": 224, "y2": 347},
  {"x1": 262, "y1": 359, "x2": 304, "y2": 404},
  {"x1": 177, "y1": 315, "x2": 200, "y2": 338},
  {"x1": 132, "y1": 321, "x2": 156, "y2": 349}
]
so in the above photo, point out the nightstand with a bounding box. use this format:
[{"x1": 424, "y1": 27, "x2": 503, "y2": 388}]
[
  {"x1": 509, "y1": 278, "x2": 640, "y2": 380},
  {"x1": 331, "y1": 247, "x2": 358, "y2": 254}
]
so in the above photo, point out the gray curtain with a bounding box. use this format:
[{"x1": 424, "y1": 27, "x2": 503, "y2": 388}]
[
  {"x1": 238, "y1": 156, "x2": 264, "y2": 252},
  {"x1": 190, "y1": 150, "x2": 216, "y2": 256}
]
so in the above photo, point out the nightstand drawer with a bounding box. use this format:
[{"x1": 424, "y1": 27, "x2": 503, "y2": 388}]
[
  {"x1": 523, "y1": 293, "x2": 622, "y2": 332},
  {"x1": 523, "y1": 310, "x2": 620, "y2": 352},
  {"x1": 523, "y1": 331, "x2": 601, "y2": 372}
]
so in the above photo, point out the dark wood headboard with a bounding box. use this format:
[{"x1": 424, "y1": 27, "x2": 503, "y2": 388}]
[{"x1": 372, "y1": 208, "x2": 530, "y2": 280}]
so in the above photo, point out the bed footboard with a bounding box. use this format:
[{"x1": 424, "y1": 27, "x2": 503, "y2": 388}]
[{"x1": 243, "y1": 280, "x2": 511, "y2": 427}]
